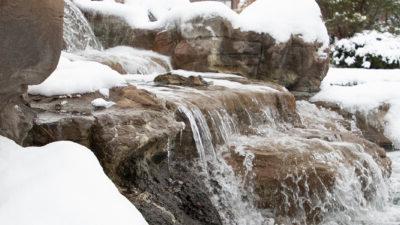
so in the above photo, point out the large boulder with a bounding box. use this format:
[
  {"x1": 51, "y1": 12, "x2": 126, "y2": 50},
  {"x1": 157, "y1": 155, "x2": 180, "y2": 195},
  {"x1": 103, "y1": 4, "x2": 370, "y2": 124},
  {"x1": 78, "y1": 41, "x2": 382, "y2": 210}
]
[
  {"x1": 81, "y1": 10, "x2": 329, "y2": 93},
  {"x1": 154, "y1": 16, "x2": 329, "y2": 93},
  {"x1": 0, "y1": 0, "x2": 64, "y2": 143}
]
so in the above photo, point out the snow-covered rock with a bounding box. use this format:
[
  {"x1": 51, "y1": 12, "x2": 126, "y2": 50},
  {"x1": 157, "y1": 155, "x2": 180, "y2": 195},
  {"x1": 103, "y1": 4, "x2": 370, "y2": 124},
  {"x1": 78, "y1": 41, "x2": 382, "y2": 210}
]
[
  {"x1": 28, "y1": 55, "x2": 127, "y2": 97},
  {"x1": 74, "y1": 0, "x2": 328, "y2": 46},
  {"x1": 92, "y1": 98, "x2": 116, "y2": 108},
  {"x1": 78, "y1": 1, "x2": 329, "y2": 92},
  {"x1": 312, "y1": 68, "x2": 400, "y2": 149},
  {"x1": 238, "y1": 0, "x2": 329, "y2": 46},
  {"x1": 0, "y1": 136, "x2": 148, "y2": 225}
]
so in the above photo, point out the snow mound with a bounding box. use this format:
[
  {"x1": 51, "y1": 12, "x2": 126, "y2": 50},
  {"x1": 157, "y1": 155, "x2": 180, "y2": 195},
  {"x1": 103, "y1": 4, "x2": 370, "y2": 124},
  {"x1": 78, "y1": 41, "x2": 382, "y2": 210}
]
[
  {"x1": 238, "y1": 0, "x2": 329, "y2": 46},
  {"x1": 0, "y1": 136, "x2": 148, "y2": 225},
  {"x1": 332, "y1": 31, "x2": 400, "y2": 69},
  {"x1": 28, "y1": 54, "x2": 127, "y2": 96},
  {"x1": 73, "y1": 0, "x2": 328, "y2": 46},
  {"x1": 92, "y1": 98, "x2": 116, "y2": 108},
  {"x1": 311, "y1": 68, "x2": 400, "y2": 148}
]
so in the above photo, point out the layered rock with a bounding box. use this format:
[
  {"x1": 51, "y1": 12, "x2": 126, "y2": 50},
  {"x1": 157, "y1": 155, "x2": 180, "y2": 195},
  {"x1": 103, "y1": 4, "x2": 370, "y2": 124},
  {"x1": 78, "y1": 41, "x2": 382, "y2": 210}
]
[
  {"x1": 25, "y1": 65, "x2": 390, "y2": 225},
  {"x1": 0, "y1": 0, "x2": 64, "y2": 143},
  {"x1": 25, "y1": 85, "x2": 223, "y2": 225},
  {"x1": 81, "y1": 10, "x2": 329, "y2": 93}
]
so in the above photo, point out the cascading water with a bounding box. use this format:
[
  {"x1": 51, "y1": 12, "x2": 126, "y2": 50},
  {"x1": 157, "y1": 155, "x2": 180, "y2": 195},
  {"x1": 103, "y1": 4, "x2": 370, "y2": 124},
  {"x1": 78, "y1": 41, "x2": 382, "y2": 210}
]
[
  {"x1": 61, "y1": 3, "x2": 400, "y2": 224},
  {"x1": 176, "y1": 103, "x2": 272, "y2": 225},
  {"x1": 63, "y1": 0, "x2": 103, "y2": 52}
]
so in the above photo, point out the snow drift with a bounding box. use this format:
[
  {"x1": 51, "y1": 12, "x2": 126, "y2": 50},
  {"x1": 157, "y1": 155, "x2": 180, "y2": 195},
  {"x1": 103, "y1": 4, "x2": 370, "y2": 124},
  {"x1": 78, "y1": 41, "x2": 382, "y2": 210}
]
[{"x1": 0, "y1": 136, "x2": 148, "y2": 225}]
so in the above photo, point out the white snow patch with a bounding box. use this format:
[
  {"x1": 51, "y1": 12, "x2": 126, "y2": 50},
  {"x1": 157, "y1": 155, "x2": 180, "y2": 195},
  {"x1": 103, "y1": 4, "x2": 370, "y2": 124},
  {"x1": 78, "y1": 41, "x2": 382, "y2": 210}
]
[
  {"x1": 92, "y1": 98, "x2": 116, "y2": 108},
  {"x1": 311, "y1": 68, "x2": 400, "y2": 148},
  {"x1": 238, "y1": 0, "x2": 329, "y2": 46},
  {"x1": 99, "y1": 88, "x2": 110, "y2": 98},
  {"x1": 28, "y1": 55, "x2": 126, "y2": 96},
  {"x1": 0, "y1": 136, "x2": 148, "y2": 225}
]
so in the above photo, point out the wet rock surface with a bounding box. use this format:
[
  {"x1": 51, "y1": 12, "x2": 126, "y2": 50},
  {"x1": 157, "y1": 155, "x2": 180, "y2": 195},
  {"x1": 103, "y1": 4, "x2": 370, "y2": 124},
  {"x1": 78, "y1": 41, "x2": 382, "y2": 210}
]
[
  {"x1": 22, "y1": 73, "x2": 391, "y2": 225},
  {"x1": 154, "y1": 73, "x2": 209, "y2": 87},
  {"x1": 2, "y1": 2, "x2": 394, "y2": 225},
  {"x1": 25, "y1": 85, "x2": 223, "y2": 225}
]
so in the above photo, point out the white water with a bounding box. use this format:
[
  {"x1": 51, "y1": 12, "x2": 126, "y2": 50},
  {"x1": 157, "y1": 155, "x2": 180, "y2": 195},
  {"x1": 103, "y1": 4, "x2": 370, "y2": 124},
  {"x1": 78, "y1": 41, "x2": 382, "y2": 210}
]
[
  {"x1": 177, "y1": 104, "x2": 272, "y2": 225},
  {"x1": 63, "y1": 0, "x2": 103, "y2": 52},
  {"x1": 61, "y1": 4, "x2": 400, "y2": 223}
]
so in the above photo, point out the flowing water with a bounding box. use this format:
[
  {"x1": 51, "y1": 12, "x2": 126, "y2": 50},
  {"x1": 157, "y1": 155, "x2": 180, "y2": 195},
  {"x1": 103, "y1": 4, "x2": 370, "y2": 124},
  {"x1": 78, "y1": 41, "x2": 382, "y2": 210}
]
[
  {"x1": 63, "y1": 0, "x2": 103, "y2": 52},
  {"x1": 62, "y1": 3, "x2": 400, "y2": 224}
]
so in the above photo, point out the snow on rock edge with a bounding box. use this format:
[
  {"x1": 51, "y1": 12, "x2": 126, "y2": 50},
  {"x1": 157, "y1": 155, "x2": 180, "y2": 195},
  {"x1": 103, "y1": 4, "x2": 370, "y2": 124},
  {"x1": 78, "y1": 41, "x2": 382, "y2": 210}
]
[{"x1": 72, "y1": 0, "x2": 329, "y2": 46}]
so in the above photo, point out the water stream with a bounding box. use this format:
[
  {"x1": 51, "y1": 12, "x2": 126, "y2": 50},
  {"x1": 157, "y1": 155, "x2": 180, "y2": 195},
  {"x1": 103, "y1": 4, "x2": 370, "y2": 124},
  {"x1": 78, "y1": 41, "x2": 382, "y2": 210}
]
[
  {"x1": 63, "y1": 0, "x2": 103, "y2": 52},
  {"x1": 62, "y1": 3, "x2": 400, "y2": 224}
]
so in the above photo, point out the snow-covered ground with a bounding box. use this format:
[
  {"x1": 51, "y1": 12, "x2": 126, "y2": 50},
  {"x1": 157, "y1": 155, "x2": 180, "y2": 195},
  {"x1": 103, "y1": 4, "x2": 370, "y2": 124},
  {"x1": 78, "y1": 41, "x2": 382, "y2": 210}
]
[
  {"x1": 0, "y1": 136, "x2": 148, "y2": 225},
  {"x1": 312, "y1": 68, "x2": 400, "y2": 149}
]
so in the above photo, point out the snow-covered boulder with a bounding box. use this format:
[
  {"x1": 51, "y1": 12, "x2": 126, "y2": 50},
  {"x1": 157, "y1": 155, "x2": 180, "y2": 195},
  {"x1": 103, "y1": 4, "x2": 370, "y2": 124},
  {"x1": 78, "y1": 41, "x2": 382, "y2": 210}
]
[
  {"x1": 312, "y1": 68, "x2": 400, "y2": 150},
  {"x1": 332, "y1": 31, "x2": 400, "y2": 69},
  {"x1": 74, "y1": 0, "x2": 330, "y2": 93},
  {"x1": 0, "y1": 136, "x2": 148, "y2": 225}
]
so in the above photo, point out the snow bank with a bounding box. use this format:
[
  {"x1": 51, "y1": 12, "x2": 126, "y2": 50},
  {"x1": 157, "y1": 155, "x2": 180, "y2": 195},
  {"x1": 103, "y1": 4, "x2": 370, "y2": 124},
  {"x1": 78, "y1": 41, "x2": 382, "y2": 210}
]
[
  {"x1": 332, "y1": 31, "x2": 400, "y2": 69},
  {"x1": 311, "y1": 68, "x2": 400, "y2": 148},
  {"x1": 28, "y1": 55, "x2": 126, "y2": 96},
  {"x1": 0, "y1": 136, "x2": 148, "y2": 225},
  {"x1": 73, "y1": 0, "x2": 328, "y2": 46}
]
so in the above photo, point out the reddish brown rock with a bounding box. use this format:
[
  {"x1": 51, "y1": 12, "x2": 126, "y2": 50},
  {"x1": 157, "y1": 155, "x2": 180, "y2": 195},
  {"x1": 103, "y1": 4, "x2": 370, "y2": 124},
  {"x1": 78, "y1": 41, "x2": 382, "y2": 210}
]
[{"x1": 81, "y1": 9, "x2": 329, "y2": 93}]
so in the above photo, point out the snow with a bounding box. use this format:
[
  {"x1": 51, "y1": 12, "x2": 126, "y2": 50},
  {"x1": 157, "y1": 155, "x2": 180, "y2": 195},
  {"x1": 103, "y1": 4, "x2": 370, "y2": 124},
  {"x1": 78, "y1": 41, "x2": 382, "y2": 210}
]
[
  {"x1": 311, "y1": 68, "x2": 400, "y2": 148},
  {"x1": 238, "y1": 0, "x2": 329, "y2": 46},
  {"x1": 332, "y1": 31, "x2": 400, "y2": 68},
  {"x1": 80, "y1": 46, "x2": 172, "y2": 75},
  {"x1": 99, "y1": 88, "x2": 110, "y2": 98},
  {"x1": 0, "y1": 136, "x2": 148, "y2": 225},
  {"x1": 73, "y1": 0, "x2": 190, "y2": 29},
  {"x1": 28, "y1": 55, "x2": 127, "y2": 96},
  {"x1": 73, "y1": 0, "x2": 328, "y2": 46},
  {"x1": 92, "y1": 98, "x2": 116, "y2": 108}
]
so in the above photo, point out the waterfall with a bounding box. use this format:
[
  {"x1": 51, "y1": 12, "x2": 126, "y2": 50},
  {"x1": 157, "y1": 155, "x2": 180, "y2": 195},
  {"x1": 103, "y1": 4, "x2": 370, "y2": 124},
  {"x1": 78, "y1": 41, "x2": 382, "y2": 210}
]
[
  {"x1": 63, "y1": 0, "x2": 103, "y2": 52},
  {"x1": 59, "y1": 4, "x2": 400, "y2": 222},
  {"x1": 177, "y1": 103, "x2": 272, "y2": 225}
]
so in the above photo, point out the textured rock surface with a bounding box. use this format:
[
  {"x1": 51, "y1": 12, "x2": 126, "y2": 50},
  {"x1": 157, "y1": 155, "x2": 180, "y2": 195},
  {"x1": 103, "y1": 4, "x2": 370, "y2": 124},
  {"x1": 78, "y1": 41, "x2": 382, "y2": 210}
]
[
  {"x1": 0, "y1": 0, "x2": 64, "y2": 143},
  {"x1": 25, "y1": 85, "x2": 223, "y2": 225},
  {"x1": 82, "y1": 10, "x2": 329, "y2": 93},
  {"x1": 84, "y1": 12, "x2": 159, "y2": 50},
  {"x1": 154, "y1": 73, "x2": 209, "y2": 87},
  {"x1": 25, "y1": 74, "x2": 391, "y2": 225}
]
